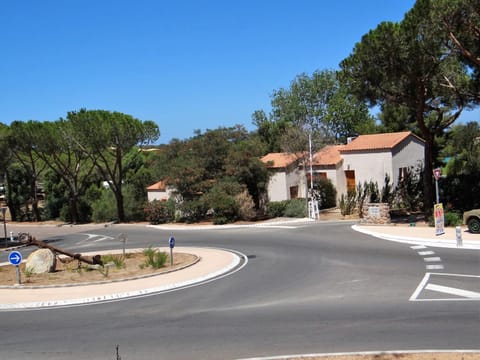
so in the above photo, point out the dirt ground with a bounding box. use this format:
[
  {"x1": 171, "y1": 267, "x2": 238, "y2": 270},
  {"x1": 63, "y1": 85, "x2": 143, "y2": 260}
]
[{"x1": 0, "y1": 251, "x2": 196, "y2": 286}]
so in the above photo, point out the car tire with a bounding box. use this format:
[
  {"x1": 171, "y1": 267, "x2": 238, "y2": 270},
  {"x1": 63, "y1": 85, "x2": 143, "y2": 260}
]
[{"x1": 467, "y1": 217, "x2": 480, "y2": 234}]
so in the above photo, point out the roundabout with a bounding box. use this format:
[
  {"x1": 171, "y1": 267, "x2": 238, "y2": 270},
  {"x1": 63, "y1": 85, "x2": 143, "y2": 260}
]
[{"x1": 0, "y1": 247, "x2": 245, "y2": 310}]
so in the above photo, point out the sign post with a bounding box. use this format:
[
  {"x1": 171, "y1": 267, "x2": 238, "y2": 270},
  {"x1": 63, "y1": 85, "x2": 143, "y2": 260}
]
[
  {"x1": 8, "y1": 251, "x2": 22, "y2": 285},
  {"x1": 118, "y1": 233, "x2": 127, "y2": 258},
  {"x1": 433, "y1": 168, "x2": 441, "y2": 204},
  {"x1": 169, "y1": 236, "x2": 175, "y2": 267}
]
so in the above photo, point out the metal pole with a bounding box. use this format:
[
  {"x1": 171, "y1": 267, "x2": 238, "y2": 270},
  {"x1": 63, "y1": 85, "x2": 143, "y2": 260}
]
[
  {"x1": 2, "y1": 208, "x2": 7, "y2": 248},
  {"x1": 309, "y1": 133, "x2": 314, "y2": 192},
  {"x1": 435, "y1": 178, "x2": 440, "y2": 204},
  {"x1": 308, "y1": 133, "x2": 314, "y2": 219},
  {"x1": 15, "y1": 265, "x2": 21, "y2": 285}
]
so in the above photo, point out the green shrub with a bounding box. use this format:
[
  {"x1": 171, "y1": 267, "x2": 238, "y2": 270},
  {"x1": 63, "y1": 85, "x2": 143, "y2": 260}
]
[
  {"x1": 101, "y1": 254, "x2": 125, "y2": 269},
  {"x1": 202, "y1": 179, "x2": 245, "y2": 224},
  {"x1": 444, "y1": 210, "x2": 462, "y2": 226},
  {"x1": 392, "y1": 163, "x2": 424, "y2": 212},
  {"x1": 266, "y1": 199, "x2": 306, "y2": 218},
  {"x1": 314, "y1": 177, "x2": 337, "y2": 209},
  {"x1": 177, "y1": 199, "x2": 208, "y2": 223},
  {"x1": 429, "y1": 209, "x2": 462, "y2": 227},
  {"x1": 144, "y1": 199, "x2": 175, "y2": 224},
  {"x1": 284, "y1": 198, "x2": 307, "y2": 218},
  {"x1": 91, "y1": 189, "x2": 117, "y2": 223},
  {"x1": 266, "y1": 201, "x2": 288, "y2": 218},
  {"x1": 142, "y1": 247, "x2": 168, "y2": 269},
  {"x1": 339, "y1": 190, "x2": 357, "y2": 216}
]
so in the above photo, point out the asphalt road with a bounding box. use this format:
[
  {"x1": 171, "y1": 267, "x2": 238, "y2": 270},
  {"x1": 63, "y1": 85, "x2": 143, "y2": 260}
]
[{"x1": 0, "y1": 222, "x2": 479, "y2": 360}]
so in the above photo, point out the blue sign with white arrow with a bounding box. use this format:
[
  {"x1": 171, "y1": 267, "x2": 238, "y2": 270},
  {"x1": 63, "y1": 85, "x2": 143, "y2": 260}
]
[
  {"x1": 8, "y1": 251, "x2": 22, "y2": 266},
  {"x1": 169, "y1": 236, "x2": 175, "y2": 249}
]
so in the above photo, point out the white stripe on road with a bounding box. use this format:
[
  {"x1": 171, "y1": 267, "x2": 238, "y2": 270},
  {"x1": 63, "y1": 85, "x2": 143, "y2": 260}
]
[
  {"x1": 423, "y1": 257, "x2": 441, "y2": 262},
  {"x1": 411, "y1": 245, "x2": 427, "y2": 250},
  {"x1": 425, "y1": 283, "x2": 480, "y2": 299},
  {"x1": 426, "y1": 264, "x2": 444, "y2": 270},
  {"x1": 418, "y1": 250, "x2": 435, "y2": 256}
]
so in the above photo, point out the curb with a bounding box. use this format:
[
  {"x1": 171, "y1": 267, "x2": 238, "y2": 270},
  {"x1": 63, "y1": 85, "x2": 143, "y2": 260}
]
[
  {"x1": 0, "y1": 248, "x2": 245, "y2": 311},
  {"x1": 237, "y1": 349, "x2": 480, "y2": 360}
]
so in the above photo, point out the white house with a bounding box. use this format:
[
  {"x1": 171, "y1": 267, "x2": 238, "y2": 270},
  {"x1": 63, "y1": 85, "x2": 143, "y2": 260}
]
[
  {"x1": 339, "y1": 131, "x2": 425, "y2": 192},
  {"x1": 260, "y1": 152, "x2": 307, "y2": 202},
  {"x1": 146, "y1": 180, "x2": 175, "y2": 202},
  {"x1": 261, "y1": 131, "x2": 425, "y2": 203}
]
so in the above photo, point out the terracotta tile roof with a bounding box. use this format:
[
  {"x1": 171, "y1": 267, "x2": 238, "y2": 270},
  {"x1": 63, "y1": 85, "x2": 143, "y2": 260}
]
[
  {"x1": 340, "y1": 131, "x2": 423, "y2": 152},
  {"x1": 311, "y1": 145, "x2": 343, "y2": 166},
  {"x1": 261, "y1": 152, "x2": 305, "y2": 168},
  {"x1": 147, "y1": 180, "x2": 168, "y2": 191}
]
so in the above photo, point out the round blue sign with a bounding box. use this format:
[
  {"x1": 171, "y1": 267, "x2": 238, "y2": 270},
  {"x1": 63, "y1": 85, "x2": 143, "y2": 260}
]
[
  {"x1": 169, "y1": 236, "x2": 175, "y2": 249},
  {"x1": 8, "y1": 251, "x2": 22, "y2": 265}
]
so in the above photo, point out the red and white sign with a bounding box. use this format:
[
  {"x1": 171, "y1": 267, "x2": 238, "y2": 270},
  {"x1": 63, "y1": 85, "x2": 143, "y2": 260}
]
[{"x1": 433, "y1": 168, "x2": 441, "y2": 181}]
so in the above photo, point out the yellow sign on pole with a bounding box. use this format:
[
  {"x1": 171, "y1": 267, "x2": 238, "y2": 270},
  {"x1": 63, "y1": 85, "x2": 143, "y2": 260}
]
[{"x1": 434, "y1": 203, "x2": 445, "y2": 236}]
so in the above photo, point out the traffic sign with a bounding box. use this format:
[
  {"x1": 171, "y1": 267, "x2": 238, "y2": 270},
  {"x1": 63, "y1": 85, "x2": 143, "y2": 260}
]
[
  {"x1": 8, "y1": 251, "x2": 22, "y2": 265},
  {"x1": 169, "y1": 236, "x2": 175, "y2": 249},
  {"x1": 433, "y1": 168, "x2": 441, "y2": 181}
]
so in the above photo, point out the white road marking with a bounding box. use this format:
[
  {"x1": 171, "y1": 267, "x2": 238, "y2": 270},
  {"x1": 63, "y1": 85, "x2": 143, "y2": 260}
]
[
  {"x1": 423, "y1": 257, "x2": 441, "y2": 262},
  {"x1": 411, "y1": 245, "x2": 427, "y2": 250},
  {"x1": 425, "y1": 283, "x2": 480, "y2": 299},
  {"x1": 418, "y1": 250, "x2": 435, "y2": 256},
  {"x1": 426, "y1": 264, "x2": 444, "y2": 270},
  {"x1": 93, "y1": 237, "x2": 112, "y2": 242},
  {"x1": 411, "y1": 272, "x2": 480, "y2": 301},
  {"x1": 410, "y1": 273, "x2": 431, "y2": 301}
]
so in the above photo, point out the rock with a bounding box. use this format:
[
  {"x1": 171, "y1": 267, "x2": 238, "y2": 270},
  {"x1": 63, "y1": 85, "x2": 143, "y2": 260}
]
[{"x1": 25, "y1": 249, "x2": 57, "y2": 274}]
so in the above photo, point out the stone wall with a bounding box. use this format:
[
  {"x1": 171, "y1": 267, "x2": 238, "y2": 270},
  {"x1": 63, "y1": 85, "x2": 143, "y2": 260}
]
[{"x1": 360, "y1": 203, "x2": 391, "y2": 224}]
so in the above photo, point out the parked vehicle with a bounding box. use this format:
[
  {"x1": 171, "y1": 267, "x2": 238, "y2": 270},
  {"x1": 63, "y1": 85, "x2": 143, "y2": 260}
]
[{"x1": 463, "y1": 209, "x2": 480, "y2": 234}]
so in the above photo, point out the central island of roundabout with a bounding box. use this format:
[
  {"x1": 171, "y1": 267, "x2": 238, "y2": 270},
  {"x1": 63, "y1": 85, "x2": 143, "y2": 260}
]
[{"x1": 0, "y1": 247, "x2": 245, "y2": 310}]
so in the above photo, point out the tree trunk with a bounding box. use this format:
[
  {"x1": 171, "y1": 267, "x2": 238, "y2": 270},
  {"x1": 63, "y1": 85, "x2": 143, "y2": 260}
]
[
  {"x1": 115, "y1": 191, "x2": 126, "y2": 223},
  {"x1": 69, "y1": 193, "x2": 79, "y2": 224},
  {"x1": 30, "y1": 178, "x2": 41, "y2": 222},
  {"x1": 422, "y1": 134, "x2": 435, "y2": 216}
]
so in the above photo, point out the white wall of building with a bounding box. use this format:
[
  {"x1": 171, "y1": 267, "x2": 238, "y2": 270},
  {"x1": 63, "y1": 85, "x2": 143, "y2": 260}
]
[
  {"x1": 267, "y1": 168, "x2": 306, "y2": 202},
  {"x1": 147, "y1": 187, "x2": 175, "y2": 202},
  {"x1": 391, "y1": 137, "x2": 425, "y2": 186},
  {"x1": 342, "y1": 151, "x2": 392, "y2": 189}
]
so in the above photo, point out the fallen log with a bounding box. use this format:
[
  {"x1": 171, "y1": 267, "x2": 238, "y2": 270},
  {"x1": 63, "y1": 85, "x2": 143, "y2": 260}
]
[{"x1": 19, "y1": 233, "x2": 103, "y2": 266}]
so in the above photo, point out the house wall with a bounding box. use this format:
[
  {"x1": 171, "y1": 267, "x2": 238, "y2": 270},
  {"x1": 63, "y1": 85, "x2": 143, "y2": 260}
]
[
  {"x1": 341, "y1": 151, "x2": 392, "y2": 190},
  {"x1": 147, "y1": 187, "x2": 175, "y2": 202},
  {"x1": 267, "y1": 167, "x2": 306, "y2": 202},
  {"x1": 334, "y1": 165, "x2": 347, "y2": 202},
  {"x1": 391, "y1": 137, "x2": 425, "y2": 186},
  {"x1": 310, "y1": 167, "x2": 343, "y2": 204}
]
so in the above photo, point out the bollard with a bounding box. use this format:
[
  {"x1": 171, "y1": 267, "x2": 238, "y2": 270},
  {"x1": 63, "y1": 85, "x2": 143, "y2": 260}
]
[
  {"x1": 456, "y1": 226, "x2": 462, "y2": 247},
  {"x1": 9, "y1": 231, "x2": 13, "y2": 242}
]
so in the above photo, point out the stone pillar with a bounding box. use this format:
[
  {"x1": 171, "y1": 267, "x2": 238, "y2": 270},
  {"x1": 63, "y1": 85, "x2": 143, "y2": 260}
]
[{"x1": 360, "y1": 203, "x2": 391, "y2": 224}]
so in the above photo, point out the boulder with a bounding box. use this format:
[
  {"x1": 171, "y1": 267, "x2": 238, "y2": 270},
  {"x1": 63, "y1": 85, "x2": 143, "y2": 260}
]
[{"x1": 25, "y1": 249, "x2": 57, "y2": 274}]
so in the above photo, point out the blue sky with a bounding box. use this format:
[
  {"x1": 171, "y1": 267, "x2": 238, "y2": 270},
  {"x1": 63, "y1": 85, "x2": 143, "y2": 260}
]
[{"x1": 1, "y1": 1, "x2": 477, "y2": 144}]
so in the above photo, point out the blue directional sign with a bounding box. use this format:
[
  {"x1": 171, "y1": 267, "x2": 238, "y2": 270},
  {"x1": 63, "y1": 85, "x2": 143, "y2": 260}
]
[
  {"x1": 8, "y1": 251, "x2": 22, "y2": 266},
  {"x1": 169, "y1": 236, "x2": 175, "y2": 249}
]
